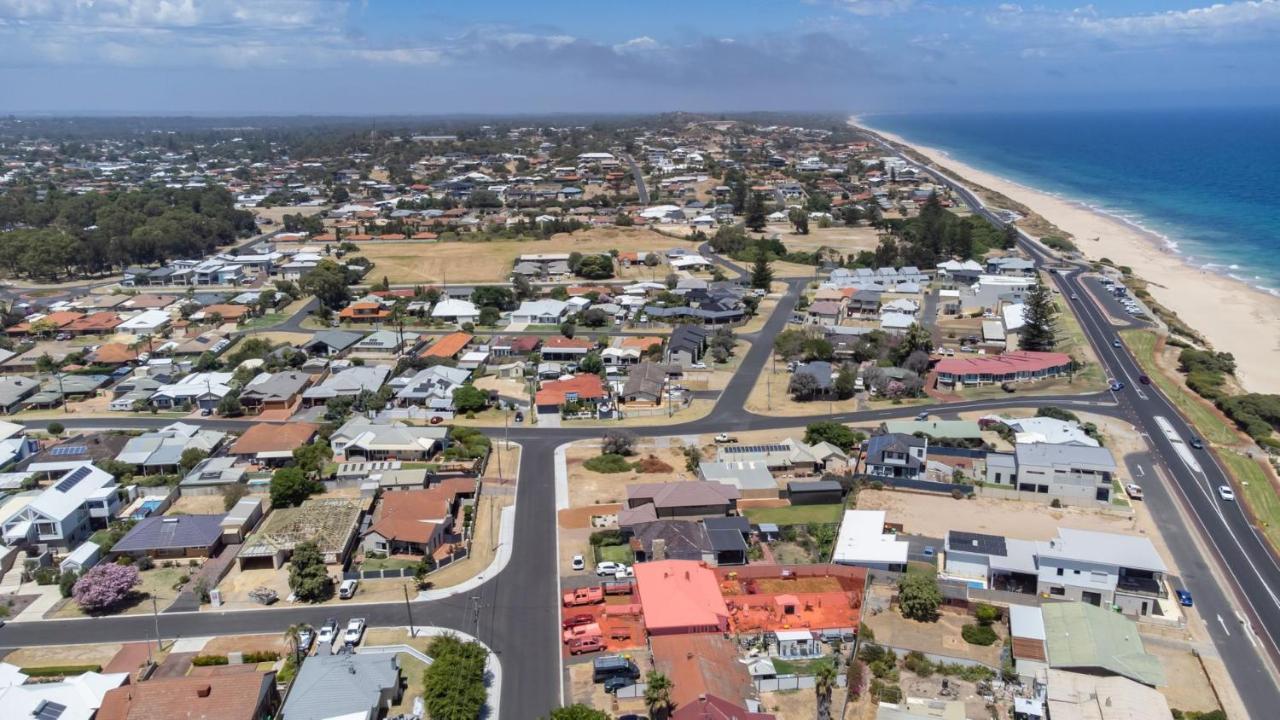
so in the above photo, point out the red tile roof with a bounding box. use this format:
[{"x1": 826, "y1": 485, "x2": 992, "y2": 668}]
[
  {"x1": 369, "y1": 479, "x2": 473, "y2": 544},
  {"x1": 97, "y1": 670, "x2": 275, "y2": 720},
  {"x1": 535, "y1": 374, "x2": 606, "y2": 406},
  {"x1": 229, "y1": 422, "x2": 319, "y2": 456},
  {"x1": 420, "y1": 331, "x2": 473, "y2": 359},
  {"x1": 934, "y1": 350, "x2": 1073, "y2": 376},
  {"x1": 634, "y1": 560, "x2": 729, "y2": 635}
]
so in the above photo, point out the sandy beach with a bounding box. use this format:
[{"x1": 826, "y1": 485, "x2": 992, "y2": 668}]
[{"x1": 854, "y1": 118, "x2": 1280, "y2": 395}]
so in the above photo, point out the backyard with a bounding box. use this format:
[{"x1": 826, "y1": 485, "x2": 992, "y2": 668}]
[
  {"x1": 49, "y1": 565, "x2": 195, "y2": 618},
  {"x1": 743, "y1": 503, "x2": 844, "y2": 526}
]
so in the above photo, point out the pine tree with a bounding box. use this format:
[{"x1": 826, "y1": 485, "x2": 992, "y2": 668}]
[
  {"x1": 750, "y1": 248, "x2": 773, "y2": 290},
  {"x1": 1019, "y1": 281, "x2": 1059, "y2": 351},
  {"x1": 745, "y1": 192, "x2": 767, "y2": 231}
]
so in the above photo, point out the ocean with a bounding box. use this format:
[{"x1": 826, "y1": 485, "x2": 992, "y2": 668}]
[{"x1": 863, "y1": 107, "x2": 1280, "y2": 293}]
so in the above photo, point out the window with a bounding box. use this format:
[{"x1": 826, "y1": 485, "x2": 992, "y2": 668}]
[
  {"x1": 1049, "y1": 586, "x2": 1065, "y2": 596},
  {"x1": 1056, "y1": 567, "x2": 1064, "y2": 576}
]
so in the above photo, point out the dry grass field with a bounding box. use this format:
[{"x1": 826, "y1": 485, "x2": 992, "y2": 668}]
[
  {"x1": 359, "y1": 227, "x2": 700, "y2": 284},
  {"x1": 764, "y1": 222, "x2": 882, "y2": 254}
]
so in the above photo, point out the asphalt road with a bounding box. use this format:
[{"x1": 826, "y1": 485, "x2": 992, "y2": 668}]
[{"x1": 622, "y1": 154, "x2": 648, "y2": 205}]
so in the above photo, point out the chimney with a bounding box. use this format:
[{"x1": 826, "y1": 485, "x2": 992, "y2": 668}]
[
  {"x1": 195, "y1": 684, "x2": 211, "y2": 698},
  {"x1": 652, "y1": 538, "x2": 666, "y2": 561}
]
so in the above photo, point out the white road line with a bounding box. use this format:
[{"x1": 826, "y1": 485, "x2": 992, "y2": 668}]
[
  {"x1": 1135, "y1": 465, "x2": 1146, "y2": 478},
  {"x1": 1218, "y1": 614, "x2": 1232, "y2": 636}
]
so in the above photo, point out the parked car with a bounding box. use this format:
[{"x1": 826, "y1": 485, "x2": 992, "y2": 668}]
[
  {"x1": 514, "y1": 411, "x2": 524, "y2": 423},
  {"x1": 569, "y1": 636, "x2": 604, "y2": 655},
  {"x1": 338, "y1": 578, "x2": 359, "y2": 599},
  {"x1": 571, "y1": 554, "x2": 585, "y2": 571},
  {"x1": 296, "y1": 625, "x2": 315, "y2": 654},
  {"x1": 595, "y1": 561, "x2": 625, "y2": 576},
  {"x1": 563, "y1": 587, "x2": 605, "y2": 606},
  {"x1": 922, "y1": 546, "x2": 935, "y2": 558},
  {"x1": 1218, "y1": 485, "x2": 1236, "y2": 501},
  {"x1": 613, "y1": 565, "x2": 634, "y2": 579},
  {"x1": 1176, "y1": 589, "x2": 1194, "y2": 607},
  {"x1": 316, "y1": 619, "x2": 339, "y2": 646},
  {"x1": 690, "y1": 362, "x2": 708, "y2": 369},
  {"x1": 714, "y1": 433, "x2": 739, "y2": 444},
  {"x1": 1125, "y1": 483, "x2": 1144, "y2": 500},
  {"x1": 562, "y1": 613, "x2": 595, "y2": 630},
  {"x1": 604, "y1": 676, "x2": 632, "y2": 694},
  {"x1": 344, "y1": 618, "x2": 366, "y2": 645}
]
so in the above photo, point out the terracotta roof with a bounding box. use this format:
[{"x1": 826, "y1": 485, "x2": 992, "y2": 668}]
[
  {"x1": 419, "y1": 331, "x2": 472, "y2": 359},
  {"x1": 97, "y1": 670, "x2": 275, "y2": 720},
  {"x1": 536, "y1": 374, "x2": 606, "y2": 406},
  {"x1": 542, "y1": 336, "x2": 595, "y2": 350},
  {"x1": 369, "y1": 479, "x2": 472, "y2": 544},
  {"x1": 1012, "y1": 636, "x2": 1047, "y2": 662},
  {"x1": 670, "y1": 695, "x2": 775, "y2": 720},
  {"x1": 634, "y1": 560, "x2": 729, "y2": 635},
  {"x1": 934, "y1": 350, "x2": 1073, "y2": 376},
  {"x1": 620, "y1": 336, "x2": 664, "y2": 351},
  {"x1": 65, "y1": 311, "x2": 122, "y2": 332},
  {"x1": 229, "y1": 422, "x2": 319, "y2": 456},
  {"x1": 88, "y1": 342, "x2": 139, "y2": 364},
  {"x1": 411, "y1": 232, "x2": 439, "y2": 240},
  {"x1": 652, "y1": 634, "x2": 758, "y2": 710},
  {"x1": 128, "y1": 294, "x2": 182, "y2": 308}
]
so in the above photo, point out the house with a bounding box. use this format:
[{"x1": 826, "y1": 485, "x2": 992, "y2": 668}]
[
  {"x1": 181, "y1": 456, "x2": 246, "y2": 493},
  {"x1": 240, "y1": 371, "x2": 312, "y2": 413},
  {"x1": 716, "y1": 438, "x2": 847, "y2": 476},
  {"x1": 0, "y1": 670, "x2": 130, "y2": 720},
  {"x1": 942, "y1": 530, "x2": 1039, "y2": 593},
  {"x1": 87, "y1": 343, "x2": 139, "y2": 366},
  {"x1": 620, "y1": 362, "x2": 669, "y2": 404},
  {"x1": 236, "y1": 497, "x2": 363, "y2": 569},
  {"x1": 97, "y1": 670, "x2": 280, "y2": 720},
  {"x1": 807, "y1": 300, "x2": 843, "y2": 326},
  {"x1": 431, "y1": 298, "x2": 480, "y2": 325},
  {"x1": 832, "y1": 510, "x2": 908, "y2": 571},
  {"x1": 193, "y1": 303, "x2": 252, "y2": 324},
  {"x1": 1040, "y1": 602, "x2": 1165, "y2": 686},
  {"x1": 666, "y1": 325, "x2": 708, "y2": 367},
  {"x1": 393, "y1": 365, "x2": 472, "y2": 409},
  {"x1": 172, "y1": 331, "x2": 232, "y2": 357},
  {"x1": 1036, "y1": 528, "x2": 1168, "y2": 616},
  {"x1": 110, "y1": 514, "x2": 226, "y2": 559},
  {"x1": 792, "y1": 361, "x2": 835, "y2": 397},
  {"x1": 115, "y1": 423, "x2": 226, "y2": 473},
  {"x1": 301, "y1": 330, "x2": 364, "y2": 357},
  {"x1": 150, "y1": 372, "x2": 234, "y2": 411},
  {"x1": 363, "y1": 479, "x2": 473, "y2": 556},
  {"x1": 59, "y1": 539, "x2": 102, "y2": 575},
  {"x1": 863, "y1": 433, "x2": 927, "y2": 480},
  {"x1": 671, "y1": 696, "x2": 776, "y2": 720},
  {"x1": 419, "y1": 331, "x2": 472, "y2": 360},
  {"x1": 786, "y1": 480, "x2": 843, "y2": 505},
  {"x1": 337, "y1": 301, "x2": 391, "y2": 323},
  {"x1": 698, "y1": 461, "x2": 777, "y2": 498},
  {"x1": 0, "y1": 376, "x2": 39, "y2": 414},
  {"x1": 117, "y1": 309, "x2": 172, "y2": 336},
  {"x1": 651, "y1": 634, "x2": 764, "y2": 715},
  {"x1": 64, "y1": 311, "x2": 123, "y2": 336},
  {"x1": 511, "y1": 299, "x2": 571, "y2": 325},
  {"x1": 987, "y1": 443, "x2": 1119, "y2": 503},
  {"x1": 19, "y1": 431, "x2": 130, "y2": 471},
  {"x1": 934, "y1": 351, "x2": 1074, "y2": 388},
  {"x1": 1044, "y1": 669, "x2": 1173, "y2": 720},
  {"x1": 279, "y1": 652, "x2": 401, "y2": 720},
  {"x1": 1, "y1": 464, "x2": 119, "y2": 549},
  {"x1": 301, "y1": 365, "x2": 391, "y2": 405},
  {"x1": 535, "y1": 374, "x2": 606, "y2": 411},
  {"x1": 540, "y1": 335, "x2": 595, "y2": 361},
  {"x1": 882, "y1": 420, "x2": 983, "y2": 441},
  {"x1": 330, "y1": 420, "x2": 448, "y2": 461},
  {"x1": 981, "y1": 414, "x2": 1100, "y2": 447},
  {"x1": 351, "y1": 329, "x2": 406, "y2": 355},
  {"x1": 624, "y1": 480, "x2": 739, "y2": 520},
  {"x1": 634, "y1": 559, "x2": 730, "y2": 635},
  {"x1": 227, "y1": 422, "x2": 319, "y2": 466}
]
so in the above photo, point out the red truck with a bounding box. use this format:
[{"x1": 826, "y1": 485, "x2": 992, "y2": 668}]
[
  {"x1": 562, "y1": 586, "x2": 605, "y2": 607},
  {"x1": 602, "y1": 579, "x2": 635, "y2": 595},
  {"x1": 562, "y1": 613, "x2": 595, "y2": 630}
]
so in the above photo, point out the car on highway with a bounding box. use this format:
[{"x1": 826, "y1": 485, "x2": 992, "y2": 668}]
[
  {"x1": 338, "y1": 578, "x2": 359, "y2": 599},
  {"x1": 1125, "y1": 483, "x2": 1144, "y2": 500},
  {"x1": 1112, "y1": 339, "x2": 1122, "y2": 348},
  {"x1": 316, "y1": 618, "x2": 339, "y2": 647},
  {"x1": 571, "y1": 554, "x2": 585, "y2": 571},
  {"x1": 1189, "y1": 436, "x2": 1204, "y2": 450},
  {"x1": 1139, "y1": 374, "x2": 1151, "y2": 384},
  {"x1": 343, "y1": 618, "x2": 366, "y2": 645},
  {"x1": 1070, "y1": 293, "x2": 1079, "y2": 300},
  {"x1": 1176, "y1": 589, "x2": 1194, "y2": 607},
  {"x1": 596, "y1": 561, "x2": 626, "y2": 576},
  {"x1": 1218, "y1": 485, "x2": 1236, "y2": 501},
  {"x1": 1109, "y1": 380, "x2": 1125, "y2": 391}
]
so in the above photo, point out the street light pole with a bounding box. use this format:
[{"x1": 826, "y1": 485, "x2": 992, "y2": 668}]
[
  {"x1": 402, "y1": 583, "x2": 416, "y2": 637},
  {"x1": 151, "y1": 595, "x2": 162, "y2": 652}
]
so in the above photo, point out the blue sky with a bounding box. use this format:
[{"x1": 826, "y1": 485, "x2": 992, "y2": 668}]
[{"x1": 1, "y1": 0, "x2": 1277, "y2": 115}]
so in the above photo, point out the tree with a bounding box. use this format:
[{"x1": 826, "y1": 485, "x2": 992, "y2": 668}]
[
  {"x1": 816, "y1": 658, "x2": 838, "y2": 720},
  {"x1": 804, "y1": 421, "x2": 863, "y2": 452},
  {"x1": 602, "y1": 430, "x2": 637, "y2": 456},
  {"x1": 179, "y1": 448, "x2": 208, "y2": 472},
  {"x1": 789, "y1": 207, "x2": 810, "y2": 235},
  {"x1": 898, "y1": 572, "x2": 941, "y2": 621},
  {"x1": 559, "y1": 321, "x2": 576, "y2": 338},
  {"x1": 478, "y1": 306, "x2": 500, "y2": 326},
  {"x1": 288, "y1": 541, "x2": 333, "y2": 602},
  {"x1": 73, "y1": 563, "x2": 140, "y2": 612},
  {"x1": 221, "y1": 482, "x2": 249, "y2": 511},
  {"x1": 292, "y1": 441, "x2": 333, "y2": 477},
  {"x1": 579, "y1": 351, "x2": 604, "y2": 376},
  {"x1": 788, "y1": 371, "x2": 820, "y2": 400},
  {"x1": 452, "y1": 384, "x2": 490, "y2": 414},
  {"x1": 892, "y1": 323, "x2": 933, "y2": 365},
  {"x1": 217, "y1": 391, "x2": 243, "y2": 417},
  {"x1": 749, "y1": 249, "x2": 773, "y2": 290},
  {"x1": 773, "y1": 328, "x2": 808, "y2": 361},
  {"x1": 46, "y1": 422, "x2": 65, "y2": 436},
  {"x1": 284, "y1": 622, "x2": 310, "y2": 662},
  {"x1": 300, "y1": 259, "x2": 352, "y2": 310},
  {"x1": 682, "y1": 444, "x2": 703, "y2": 472},
  {"x1": 423, "y1": 635, "x2": 488, "y2": 720},
  {"x1": 644, "y1": 670, "x2": 675, "y2": 720},
  {"x1": 1019, "y1": 280, "x2": 1058, "y2": 351},
  {"x1": 545, "y1": 705, "x2": 611, "y2": 720},
  {"x1": 270, "y1": 466, "x2": 322, "y2": 508},
  {"x1": 512, "y1": 273, "x2": 534, "y2": 300},
  {"x1": 745, "y1": 193, "x2": 767, "y2": 232},
  {"x1": 835, "y1": 364, "x2": 858, "y2": 399}
]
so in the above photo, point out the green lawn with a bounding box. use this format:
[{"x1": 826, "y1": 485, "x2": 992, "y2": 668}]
[
  {"x1": 743, "y1": 503, "x2": 844, "y2": 526},
  {"x1": 239, "y1": 313, "x2": 287, "y2": 331},
  {"x1": 1121, "y1": 330, "x2": 1237, "y2": 445},
  {"x1": 362, "y1": 557, "x2": 421, "y2": 572},
  {"x1": 1053, "y1": 295, "x2": 1107, "y2": 388},
  {"x1": 771, "y1": 657, "x2": 833, "y2": 675},
  {"x1": 1221, "y1": 452, "x2": 1280, "y2": 552},
  {"x1": 388, "y1": 654, "x2": 429, "y2": 715},
  {"x1": 595, "y1": 544, "x2": 633, "y2": 564}
]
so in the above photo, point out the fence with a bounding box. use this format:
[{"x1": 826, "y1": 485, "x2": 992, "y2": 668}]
[
  {"x1": 862, "y1": 476, "x2": 974, "y2": 495},
  {"x1": 975, "y1": 485, "x2": 1134, "y2": 516},
  {"x1": 755, "y1": 673, "x2": 850, "y2": 693}
]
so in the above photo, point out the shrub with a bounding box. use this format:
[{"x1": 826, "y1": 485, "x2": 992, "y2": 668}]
[
  {"x1": 73, "y1": 563, "x2": 140, "y2": 612},
  {"x1": 21, "y1": 664, "x2": 103, "y2": 677},
  {"x1": 1050, "y1": 498, "x2": 1062, "y2": 508},
  {"x1": 871, "y1": 680, "x2": 903, "y2": 703},
  {"x1": 632, "y1": 455, "x2": 674, "y2": 473},
  {"x1": 191, "y1": 655, "x2": 229, "y2": 666},
  {"x1": 589, "y1": 529, "x2": 624, "y2": 547},
  {"x1": 243, "y1": 650, "x2": 281, "y2": 663},
  {"x1": 903, "y1": 651, "x2": 934, "y2": 677},
  {"x1": 898, "y1": 572, "x2": 941, "y2": 622},
  {"x1": 974, "y1": 603, "x2": 1000, "y2": 626},
  {"x1": 583, "y1": 453, "x2": 633, "y2": 473},
  {"x1": 135, "y1": 555, "x2": 155, "y2": 571},
  {"x1": 961, "y1": 623, "x2": 999, "y2": 646},
  {"x1": 601, "y1": 431, "x2": 637, "y2": 456},
  {"x1": 58, "y1": 570, "x2": 79, "y2": 598}
]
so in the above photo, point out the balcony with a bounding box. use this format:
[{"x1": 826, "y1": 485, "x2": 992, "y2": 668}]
[{"x1": 1116, "y1": 574, "x2": 1167, "y2": 598}]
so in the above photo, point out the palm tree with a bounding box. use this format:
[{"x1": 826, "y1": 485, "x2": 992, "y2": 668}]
[
  {"x1": 283, "y1": 622, "x2": 309, "y2": 663},
  {"x1": 643, "y1": 670, "x2": 674, "y2": 720},
  {"x1": 815, "y1": 659, "x2": 838, "y2": 720}
]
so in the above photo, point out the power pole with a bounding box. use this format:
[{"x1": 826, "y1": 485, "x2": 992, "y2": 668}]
[
  {"x1": 151, "y1": 595, "x2": 162, "y2": 652},
  {"x1": 402, "y1": 583, "x2": 416, "y2": 637}
]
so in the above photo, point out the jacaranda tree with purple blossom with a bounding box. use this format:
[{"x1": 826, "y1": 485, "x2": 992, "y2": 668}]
[{"x1": 73, "y1": 563, "x2": 140, "y2": 612}]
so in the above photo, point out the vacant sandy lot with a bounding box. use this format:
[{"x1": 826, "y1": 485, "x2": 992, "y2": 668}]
[
  {"x1": 745, "y1": 360, "x2": 864, "y2": 416},
  {"x1": 565, "y1": 441, "x2": 694, "y2": 507},
  {"x1": 765, "y1": 222, "x2": 881, "y2": 254},
  {"x1": 167, "y1": 494, "x2": 227, "y2": 515},
  {"x1": 5, "y1": 643, "x2": 123, "y2": 668},
  {"x1": 359, "y1": 227, "x2": 700, "y2": 284}
]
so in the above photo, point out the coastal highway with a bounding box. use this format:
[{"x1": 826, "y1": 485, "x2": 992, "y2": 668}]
[
  {"x1": 622, "y1": 153, "x2": 649, "y2": 204},
  {"x1": 865, "y1": 130, "x2": 1280, "y2": 711}
]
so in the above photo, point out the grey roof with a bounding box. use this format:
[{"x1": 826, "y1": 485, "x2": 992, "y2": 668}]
[
  {"x1": 630, "y1": 519, "x2": 713, "y2": 561},
  {"x1": 795, "y1": 361, "x2": 833, "y2": 389},
  {"x1": 241, "y1": 371, "x2": 310, "y2": 403},
  {"x1": 302, "y1": 365, "x2": 391, "y2": 399},
  {"x1": 304, "y1": 330, "x2": 364, "y2": 352},
  {"x1": 1015, "y1": 443, "x2": 1117, "y2": 472},
  {"x1": 947, "y1": 530, "x2": 1007, "y2": 557},
  {"x1": 786, "y1": 480, "x2": 842, "y2": 493},
  {"x1": 698, "y1": 460, "x2": 776, "y2": 491},
  {"x1": 111, "y1": 514, "x2": 224, "y2": 553},
  {"x1": 0, "y1": 376, "x2": 38, "y2": 406},
  {"x1": 281, "y1": 652, "x2": 400, "y2": 720}
]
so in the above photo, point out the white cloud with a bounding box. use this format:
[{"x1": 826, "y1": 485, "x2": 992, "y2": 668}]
[
  {"x1": 1070, "y1": 0, "x2": 1280, "y2": 41},
  {"x1": 832, "y1": 0, "x2": 916, "y2": 16}
]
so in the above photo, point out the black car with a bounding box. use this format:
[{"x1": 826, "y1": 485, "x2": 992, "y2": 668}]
[
  {"x1": 1189, "y1": 436, "x2": 1204, "y2": 449},
  {"x1": 603, "y1": 676, "x2": 632, "y2": 694}
]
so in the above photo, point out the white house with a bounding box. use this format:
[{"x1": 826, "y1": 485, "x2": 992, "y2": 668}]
[
  {"x1": 117, "y1": 309, "x2": 171, "y2": 336},
  {"x1": 150, "y1": 372, "x2": 234, "y2": 410},
  {"x1": 1, "y1": 464, "x2": 119, "y2": 549},
  {"x1": 431, "y1": 298, "x2": 480, "y2": 325},
  {"x1": 831, "y1": 509, "x2": 908, "y2": 571},
  {"x1": 510, "y1": 299, "x2": 571, "y2": 325},
  {"x1": 0, "y1": 670, "x2": 129, "y2": 720}
]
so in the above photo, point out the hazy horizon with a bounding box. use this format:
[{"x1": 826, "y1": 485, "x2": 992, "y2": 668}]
[{"x1": 1, "y1": 0, "x2": 1277, "y2": 115}]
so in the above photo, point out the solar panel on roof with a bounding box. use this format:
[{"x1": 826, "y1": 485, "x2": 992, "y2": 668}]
[
  {"x1": 55, "y1": 466, "x2": 92, "y2": 492},
  {"x1": 50, "y1": 445, "x2": 87, "y2": 456},
  {"x1": 725, "y1": 443, "x2": 789, "y2": 454},
  {"x1": 35, "y1": 700, "x2": 67, "y2": 720}
]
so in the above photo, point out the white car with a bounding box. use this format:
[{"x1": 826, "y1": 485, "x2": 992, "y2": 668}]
[
  {"x1": 1218, "y1": 485, "x2": 1236, "y2": 502},
  {"x1": 338, "y1": 578, "x2": 359, "y2": 599},
  {"x1": 596, "y1": 561, "x2": 625, "y2": 576},
  {"x1": 316, "y1": 619, "x2": 339, "y2": 646},
  {"x1": 614, "y1": 565, "x2": 635, "y2": 579},
  {"x1": 571, "y1": 554, "x2": 586, "y2": 571},
  {"x1": 344, "y1": 618, "x2": 366, "y2": 645}
]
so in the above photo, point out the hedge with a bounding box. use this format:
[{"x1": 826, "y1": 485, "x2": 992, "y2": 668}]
[
  {"x1": 961, "y1": 624, "x2": 998, "y2": 646},
  {"x1": 242, "y1": 650, "x2": 280, "y2": 663},
  {"x1": 22, "y1": 664, "x2": 102, "y2": 677},
  {"x1": 191, "y1": 654, "x2": 229, "y2": 666},
  {"x1": 583, "y1": 453, "x2": 633, "y2": 473}
]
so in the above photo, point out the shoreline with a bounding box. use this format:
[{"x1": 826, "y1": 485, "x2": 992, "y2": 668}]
[{"x1": 851, "y1": 116, "x2": 1280, "y2": 396}]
